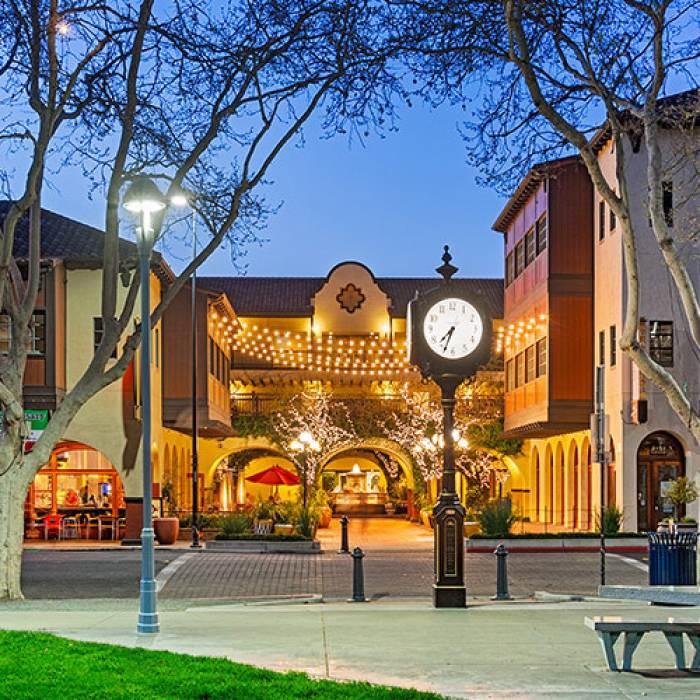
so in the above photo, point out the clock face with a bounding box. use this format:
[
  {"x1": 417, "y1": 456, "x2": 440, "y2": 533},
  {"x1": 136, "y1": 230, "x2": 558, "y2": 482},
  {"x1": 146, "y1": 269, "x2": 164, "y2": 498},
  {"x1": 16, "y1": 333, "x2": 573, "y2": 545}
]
[{"x1": 422, "y1": 298, "x2": 483, "y2": 359}]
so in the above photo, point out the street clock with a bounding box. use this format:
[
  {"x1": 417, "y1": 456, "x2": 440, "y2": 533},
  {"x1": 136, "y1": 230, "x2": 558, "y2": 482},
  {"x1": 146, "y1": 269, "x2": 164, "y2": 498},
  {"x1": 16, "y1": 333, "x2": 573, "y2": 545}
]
[{"x1": 406, "y1": 246, "x2": 493, "y2": 609}]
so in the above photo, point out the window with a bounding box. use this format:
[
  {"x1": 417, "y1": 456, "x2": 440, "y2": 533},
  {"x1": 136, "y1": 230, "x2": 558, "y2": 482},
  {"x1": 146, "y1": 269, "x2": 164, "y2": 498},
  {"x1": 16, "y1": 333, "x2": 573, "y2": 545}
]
[
  {"x1": 649, "y1": 321, "x2": 673, "y2": 367},
  {"x1": 609, "y1": 199, "x2": 616, "y2": 232},
  {"x1": 0, "y1": 314, "x2": 11, "y2": 354},
  {"x1": 525, "y1": 228, "x2": 536, "y2": 265},
  {"x1": 536, "y1": 338, "x2": 547, "y2": 377},
  {"x1": 525, "y1": 345, "x2": 536, "y2": 383},
  {"x1": 598, "y1": 200, "x2": 605, "y2": 241},
  {"x1": 28, "y1": 311, "x2": 46, "y2": 356},
  {"x1": 536, "y1": 215, "x2": 547, "y2": 254},
  {"x1": 506, "y1": 359, "x2": 514, "y2": 392},
  {"x1": 515, "y1": 352, "x2": 525, "y2": 388},
  {"x1": 505, "y1": 252, "x2": 515, "y2": 287},
  {"x1": 663, "y1": 181, "x2": 673, "y2": 227},
  {"x1": 598, "y1": 330, "x2": 605, "y2": 366},
  {"x1": 515, "y1": 240, "x2": 525, "y2": 277},
  {"x1": 93, "y1": 318, "x2": 117, "y2": 358},
  {"x1": 610, "y1": 325, "x2": 617, "y2": 367}
]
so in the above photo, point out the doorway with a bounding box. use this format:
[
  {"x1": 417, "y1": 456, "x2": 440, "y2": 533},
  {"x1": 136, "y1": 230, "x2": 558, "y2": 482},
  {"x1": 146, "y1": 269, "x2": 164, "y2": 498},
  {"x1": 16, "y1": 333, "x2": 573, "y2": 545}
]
[{"x1": 636, "y1": 432, "x2": 685, "y2": 532}]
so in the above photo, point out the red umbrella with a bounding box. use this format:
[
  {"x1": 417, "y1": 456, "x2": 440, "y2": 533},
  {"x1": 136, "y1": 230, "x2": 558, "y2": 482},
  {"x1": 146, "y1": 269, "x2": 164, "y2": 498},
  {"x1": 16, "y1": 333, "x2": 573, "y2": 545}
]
[{"x1": 246, "y1": 465, "x2": 300, "y2": 486}]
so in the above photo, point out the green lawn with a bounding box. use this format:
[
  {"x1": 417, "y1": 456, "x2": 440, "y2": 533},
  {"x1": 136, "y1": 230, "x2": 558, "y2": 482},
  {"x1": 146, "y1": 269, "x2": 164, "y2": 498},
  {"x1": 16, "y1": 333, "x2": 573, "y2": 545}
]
[{"x1": 0, "y1": 630, "x2": 444, "y2": 699}]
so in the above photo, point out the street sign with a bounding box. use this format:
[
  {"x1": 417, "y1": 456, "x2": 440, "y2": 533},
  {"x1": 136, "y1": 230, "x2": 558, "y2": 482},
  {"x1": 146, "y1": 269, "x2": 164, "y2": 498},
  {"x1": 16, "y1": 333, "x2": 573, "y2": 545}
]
[
  {"x1": 590, "y1": 412, "x2": 610, "y2": 464},
  {"x1": 23, "y1": 409, "x2": 49, "y2": 452}
]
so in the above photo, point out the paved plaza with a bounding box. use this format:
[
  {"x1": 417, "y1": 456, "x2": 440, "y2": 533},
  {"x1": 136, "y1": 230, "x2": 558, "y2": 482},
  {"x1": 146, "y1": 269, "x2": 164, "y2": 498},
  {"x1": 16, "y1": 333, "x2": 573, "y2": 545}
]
[
  {"x1": 21, "y1": 518, "x2": 648, "y2": 601},
  {"x1": 0, "y1": 599, "x2": 698, "y2": 698}
]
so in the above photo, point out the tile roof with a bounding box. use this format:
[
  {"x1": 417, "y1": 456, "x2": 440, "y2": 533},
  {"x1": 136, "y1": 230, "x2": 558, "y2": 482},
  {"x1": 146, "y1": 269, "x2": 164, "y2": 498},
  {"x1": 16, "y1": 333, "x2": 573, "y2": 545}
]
[
  {"x1": 199, "y1": 275, "x2": 504, "y2": 319},
  {"x1": 0, "y1": 200, "x2": 138, "y2": 265}
]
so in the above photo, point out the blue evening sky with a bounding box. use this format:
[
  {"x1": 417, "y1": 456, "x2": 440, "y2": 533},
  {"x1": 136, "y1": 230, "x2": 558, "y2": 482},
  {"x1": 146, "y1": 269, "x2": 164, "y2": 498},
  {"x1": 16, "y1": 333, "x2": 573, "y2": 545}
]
[{"x1": 40, "y1": 102, "x2": 506, "y2": 280}]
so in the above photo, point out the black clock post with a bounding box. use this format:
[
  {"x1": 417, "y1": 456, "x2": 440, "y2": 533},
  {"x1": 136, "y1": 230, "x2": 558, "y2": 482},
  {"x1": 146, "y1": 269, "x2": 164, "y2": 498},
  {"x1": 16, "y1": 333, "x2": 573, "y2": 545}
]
[
  {"x1": 407, "y1": 247, "x2": 493, "y2": 608},
  {"x1": 433, "y1": 373, "x2": 467, "y2": 607}
]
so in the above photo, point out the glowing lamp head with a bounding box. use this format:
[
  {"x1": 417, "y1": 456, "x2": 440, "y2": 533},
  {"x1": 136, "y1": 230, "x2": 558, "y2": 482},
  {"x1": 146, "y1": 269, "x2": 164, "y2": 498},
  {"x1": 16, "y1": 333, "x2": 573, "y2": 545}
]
[
  {"x1": 351, "y1": 463, "x2": 362, "y2": 474},
  {"x1": 289, "y1": 440, "x2": 303, "y2": 452},
  {"x1": 299, "y1": 430, "x2": 313, "y2": 445},
  {"x1": 123, "y1": 176, "x2": 166, "y2": 215}
]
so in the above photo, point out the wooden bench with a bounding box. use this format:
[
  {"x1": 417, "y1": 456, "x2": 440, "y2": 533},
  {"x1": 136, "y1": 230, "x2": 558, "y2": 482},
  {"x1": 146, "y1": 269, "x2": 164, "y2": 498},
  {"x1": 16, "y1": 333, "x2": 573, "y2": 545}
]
[{"x1": 585, "y1": 616, "x2": 700, "y2": 671}]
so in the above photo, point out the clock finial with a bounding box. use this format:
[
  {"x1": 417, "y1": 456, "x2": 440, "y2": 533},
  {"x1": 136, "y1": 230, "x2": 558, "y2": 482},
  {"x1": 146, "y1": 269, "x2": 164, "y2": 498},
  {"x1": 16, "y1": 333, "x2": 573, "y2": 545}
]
[{"x1": 436, "y1": 245, "x2": 458, "y2": 281}]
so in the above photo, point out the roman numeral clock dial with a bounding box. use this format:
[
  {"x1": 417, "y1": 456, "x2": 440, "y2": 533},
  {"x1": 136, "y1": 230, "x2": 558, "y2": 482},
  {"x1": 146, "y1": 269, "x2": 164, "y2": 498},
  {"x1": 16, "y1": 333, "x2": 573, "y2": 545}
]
[{"x1": 422, "y1": 298, "x2": 483, "y2": 360}]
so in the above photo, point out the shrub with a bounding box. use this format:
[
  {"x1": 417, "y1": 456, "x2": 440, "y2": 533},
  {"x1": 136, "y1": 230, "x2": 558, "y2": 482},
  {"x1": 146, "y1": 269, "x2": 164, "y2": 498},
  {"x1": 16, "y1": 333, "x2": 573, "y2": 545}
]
[
  {"x1": 478, "y1": 500, "x2": 516, "y2": 537},
  {"x1": 219, "y1": 513, "x2": 253, "y2": 538},
  {"x1": 253, "y1": 499, "x2": 276, "y2": 521},
  {"x1": 598, "y1": 505, "x2": 622, "y2": 536},
  {"x1": 294, "y1": 505, "x2": 319, "y2": 538},
  {"x1": 274, "y1": 500, "x2": 297, "y2": 524}
]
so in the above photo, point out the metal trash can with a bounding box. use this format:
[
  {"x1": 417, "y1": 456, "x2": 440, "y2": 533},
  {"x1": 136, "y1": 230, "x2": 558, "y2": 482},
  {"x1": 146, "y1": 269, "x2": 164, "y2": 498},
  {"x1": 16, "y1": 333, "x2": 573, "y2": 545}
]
[{"x1": 648, "y1": 531, "x2": 697, "y2": 585}]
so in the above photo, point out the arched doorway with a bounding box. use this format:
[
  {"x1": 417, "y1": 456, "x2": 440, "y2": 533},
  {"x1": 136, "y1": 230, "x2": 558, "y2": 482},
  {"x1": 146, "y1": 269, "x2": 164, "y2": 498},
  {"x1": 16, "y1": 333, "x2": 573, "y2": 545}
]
[
  {"x1": 320, "y1": 443, "x2": 414, "y2": 517},
  {"x1": 24, "y1": 441, "x2": 125, "y2": 541},
  {"x1": 637, "y1": 432, "x2": 685, "y2": 531}
]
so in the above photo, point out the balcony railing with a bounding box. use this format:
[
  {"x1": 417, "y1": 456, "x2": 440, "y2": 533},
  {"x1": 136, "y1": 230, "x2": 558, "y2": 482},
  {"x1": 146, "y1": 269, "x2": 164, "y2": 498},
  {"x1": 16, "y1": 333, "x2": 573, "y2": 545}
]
[{"x1": 231, "y1": 393, "x2": 502, "y2": 419}]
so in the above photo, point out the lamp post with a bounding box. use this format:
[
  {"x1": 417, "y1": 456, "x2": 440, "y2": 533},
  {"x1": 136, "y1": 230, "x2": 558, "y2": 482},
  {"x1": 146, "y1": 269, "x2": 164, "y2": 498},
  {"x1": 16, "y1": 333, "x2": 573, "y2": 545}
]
[
  {"x1": 171, "y1": 190, "x2": 202, "y2": 550},
  {"x1": 290, "y1": 430, "x2": 320, "y2": 508},
  {"x1": 124, "y1": 176, "x2": 166, "y2": 635}
]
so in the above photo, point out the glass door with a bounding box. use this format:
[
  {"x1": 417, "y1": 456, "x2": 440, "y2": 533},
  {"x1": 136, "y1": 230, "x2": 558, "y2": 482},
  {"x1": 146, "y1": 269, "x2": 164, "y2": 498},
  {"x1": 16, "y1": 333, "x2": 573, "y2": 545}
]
[{"x1": 654, "y1": 462, "x2": 680, "y2": 524}]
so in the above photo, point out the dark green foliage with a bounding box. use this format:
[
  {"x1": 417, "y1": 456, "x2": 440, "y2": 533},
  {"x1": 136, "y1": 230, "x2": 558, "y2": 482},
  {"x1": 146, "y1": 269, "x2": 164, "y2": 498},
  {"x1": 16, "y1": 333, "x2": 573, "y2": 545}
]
[
  {"x1": 478, "y1": 500, "x2": 516, "y2": 537},
  {"x1": 598, "y1": 505, "x2": 623, "y2": 536},
  {"x1": 219, "y1": 513, "x2": 253, "y2": 538},
  {"x1": 0, "y1": 631, "x2": 443, "y2": 699},
  {"x1": 465, "y1": 419, "x2": 522, "y2": 457}
]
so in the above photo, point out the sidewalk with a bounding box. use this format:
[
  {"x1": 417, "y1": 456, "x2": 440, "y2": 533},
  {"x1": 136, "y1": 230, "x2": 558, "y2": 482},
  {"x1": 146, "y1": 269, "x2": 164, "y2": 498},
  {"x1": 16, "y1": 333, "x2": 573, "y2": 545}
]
[{"x1": 0, "y1": 598, "x2": 697, "y2": 698}]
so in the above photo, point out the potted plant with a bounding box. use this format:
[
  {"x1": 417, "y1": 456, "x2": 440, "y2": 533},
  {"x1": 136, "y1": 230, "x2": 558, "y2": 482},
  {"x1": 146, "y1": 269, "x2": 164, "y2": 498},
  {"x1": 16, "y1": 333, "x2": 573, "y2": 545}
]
[
  {"x1": 666, "y1": 476, "x2": 698, "y2": 528},
  {"x1": 313, "y1": 489, "x2": 333, "y2": 528},
  {"x1": 274, "y1": 501, "x2": 296, "y2": 535},
  {"x1": 253, "y1": 499, "x2": 276, "y2": 534},
  {"x1": 418, "y1": 494, "x2": 433, "y2": 529},
  {"x1": 478, "y1": 500, "x2": 516, "y2": 538}
]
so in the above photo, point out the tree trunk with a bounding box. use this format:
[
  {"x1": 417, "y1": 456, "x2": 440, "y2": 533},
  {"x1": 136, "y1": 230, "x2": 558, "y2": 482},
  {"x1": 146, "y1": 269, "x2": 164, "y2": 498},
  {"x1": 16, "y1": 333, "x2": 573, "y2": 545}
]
[{"x1": 0, "y1": 469, "x2": 30, "y2": 600}]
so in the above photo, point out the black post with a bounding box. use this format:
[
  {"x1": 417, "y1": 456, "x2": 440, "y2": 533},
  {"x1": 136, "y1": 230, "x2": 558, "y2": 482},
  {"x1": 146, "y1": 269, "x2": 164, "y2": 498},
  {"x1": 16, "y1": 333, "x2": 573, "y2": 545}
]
[
  {"x1": 349, "y1": 546, "x2": 367, "y2": 602},
  {"x1": 433, "y1": 378, "x2": 466, "y2": 608},
  {"x1": 595, "y1": 366, "x2": 606, "y2": 586},
  {"x1": 191, "y1": 213, "x2": 201, "y2": 549},
  {"x1": 492, "y1": 544, "x2": 512, "y2": 601},
  {"x1": 338, "y1": 515, "x2": 349, "y2": 554}
]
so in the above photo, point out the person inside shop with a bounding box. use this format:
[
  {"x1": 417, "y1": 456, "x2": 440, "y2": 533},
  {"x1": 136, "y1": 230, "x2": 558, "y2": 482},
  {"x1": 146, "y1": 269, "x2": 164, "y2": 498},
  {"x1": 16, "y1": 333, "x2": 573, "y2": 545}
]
[{"x1": 80, "y1": 484, "x2": 89, "y2": 505}]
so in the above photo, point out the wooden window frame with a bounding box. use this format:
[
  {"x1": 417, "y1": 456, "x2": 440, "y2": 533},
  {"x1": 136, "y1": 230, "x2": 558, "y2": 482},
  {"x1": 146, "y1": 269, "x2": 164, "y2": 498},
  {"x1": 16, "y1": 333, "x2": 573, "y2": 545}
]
[{"x1": 649, "y1": 320, "x2": 673, "y2": 367}]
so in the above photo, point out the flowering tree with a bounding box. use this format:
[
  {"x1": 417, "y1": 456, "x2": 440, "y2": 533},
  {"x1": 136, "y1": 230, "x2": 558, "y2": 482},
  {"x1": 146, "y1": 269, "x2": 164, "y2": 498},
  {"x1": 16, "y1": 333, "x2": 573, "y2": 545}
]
[
  {"x1": 381, "y1": 378, "x2": 519, "y2": 496},
  {"x1": 271, "y1": 391, "x2": 357, "y2": 505}
]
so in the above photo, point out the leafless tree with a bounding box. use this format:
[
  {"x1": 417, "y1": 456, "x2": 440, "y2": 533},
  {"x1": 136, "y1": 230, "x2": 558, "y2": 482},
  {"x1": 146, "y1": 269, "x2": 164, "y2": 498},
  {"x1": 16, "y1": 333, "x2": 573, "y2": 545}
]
[
  {"x1": 0, "y1": 0, "x2": 400, "y2": 599},
  {"x1": 393, "y1": 0, "x2": 700, "y2": 441}
]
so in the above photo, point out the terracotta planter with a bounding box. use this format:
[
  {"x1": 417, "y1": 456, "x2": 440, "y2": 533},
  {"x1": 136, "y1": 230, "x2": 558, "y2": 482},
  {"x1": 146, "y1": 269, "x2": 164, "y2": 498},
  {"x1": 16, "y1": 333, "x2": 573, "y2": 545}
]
[
  {"x1": 153, "y1": 517, "x2": 180, "y2": 545},
  {"x1": 274, "y1": 523, "x2": 294, "y2": 536},
  {"x1": 420, "y1": 508, "x2": 433, "y2": 529},
  {"x1": 318, "y1": 506, "x2": 332, "y2": 528}
]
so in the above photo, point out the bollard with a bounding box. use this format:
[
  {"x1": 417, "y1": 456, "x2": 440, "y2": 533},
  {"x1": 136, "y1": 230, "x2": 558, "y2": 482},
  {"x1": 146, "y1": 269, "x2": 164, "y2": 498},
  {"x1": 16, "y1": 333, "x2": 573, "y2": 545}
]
[
  {"x1": 492, "y1": 544, "x2": 512, "y2": 601},
  {"x1": 349, "y1": 546, "x2": 368, "y2": 602},
  {"x1": 338, "y1": 515, "x2": 350, "y2": 554}
]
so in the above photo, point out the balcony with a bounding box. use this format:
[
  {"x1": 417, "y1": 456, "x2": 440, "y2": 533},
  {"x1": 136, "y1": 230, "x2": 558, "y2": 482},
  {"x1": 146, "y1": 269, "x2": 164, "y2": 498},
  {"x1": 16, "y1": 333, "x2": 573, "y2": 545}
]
[{"x1": 231, "y1": 393, "x2": 502, "y2": 420}]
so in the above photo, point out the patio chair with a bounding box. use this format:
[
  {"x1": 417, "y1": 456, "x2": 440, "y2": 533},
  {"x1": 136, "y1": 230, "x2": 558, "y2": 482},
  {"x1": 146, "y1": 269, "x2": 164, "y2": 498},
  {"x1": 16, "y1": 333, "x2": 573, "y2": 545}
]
[
  {"x1": 61, "y1": 516, "x2": 80, "y2": 540},
  {"x1": 99, "y1": 516, "x2": 116, "y2": 541},
  {"x1": 42, "y1": 514, "x2": 63, "y2": 540},
  {"x1": 85, "y1": 515, "x2": 101, "y2": 540}
]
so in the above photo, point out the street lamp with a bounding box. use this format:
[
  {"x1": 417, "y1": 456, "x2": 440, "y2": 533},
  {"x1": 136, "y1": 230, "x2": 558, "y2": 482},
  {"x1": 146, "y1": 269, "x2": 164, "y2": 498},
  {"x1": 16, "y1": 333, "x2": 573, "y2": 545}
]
[
  {"x1": 123, "y1": 176, "x2": 166, "y2": 635},
  {"x1": 170, "y1": 188, "x2": 202, "y2": 550},
  {"x1": 290, "y1": 430, "x2": 320, "y2": 508}
]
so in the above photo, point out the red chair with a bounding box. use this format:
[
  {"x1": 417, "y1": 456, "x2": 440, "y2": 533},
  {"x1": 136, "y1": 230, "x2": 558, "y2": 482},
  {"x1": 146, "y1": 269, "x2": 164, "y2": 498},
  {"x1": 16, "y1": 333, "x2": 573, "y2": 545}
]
[{"x1": 42, "y1": 514, "x2": 63, "y2": 540}]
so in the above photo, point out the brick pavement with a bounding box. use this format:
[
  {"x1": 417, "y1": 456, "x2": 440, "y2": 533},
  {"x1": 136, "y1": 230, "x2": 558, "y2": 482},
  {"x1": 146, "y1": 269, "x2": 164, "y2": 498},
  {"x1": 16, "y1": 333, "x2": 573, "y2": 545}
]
[{"x1": 20, "y1": 518, "x2": 648, "y2": 600}]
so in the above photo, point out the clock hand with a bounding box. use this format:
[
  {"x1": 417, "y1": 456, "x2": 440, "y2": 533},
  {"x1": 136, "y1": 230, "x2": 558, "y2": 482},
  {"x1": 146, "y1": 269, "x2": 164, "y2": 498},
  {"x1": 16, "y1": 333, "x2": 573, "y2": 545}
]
[
  {"x1": 438, "y1": 326, "x2": 455, "y2": 344},
  {"x1": 441, "y1": 326, "x2": 455, "y2": 351}
]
